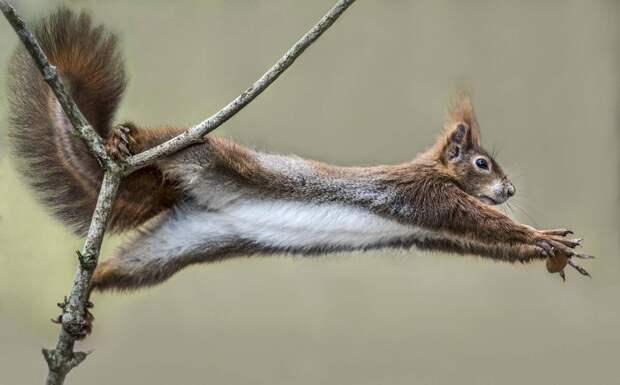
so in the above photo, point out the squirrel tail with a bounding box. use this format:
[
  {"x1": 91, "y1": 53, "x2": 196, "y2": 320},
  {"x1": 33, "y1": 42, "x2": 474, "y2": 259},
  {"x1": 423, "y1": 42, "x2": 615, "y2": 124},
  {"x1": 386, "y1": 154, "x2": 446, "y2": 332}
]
[{"x1": 8, "y1": 7, "x2": 174, "y2": 235}]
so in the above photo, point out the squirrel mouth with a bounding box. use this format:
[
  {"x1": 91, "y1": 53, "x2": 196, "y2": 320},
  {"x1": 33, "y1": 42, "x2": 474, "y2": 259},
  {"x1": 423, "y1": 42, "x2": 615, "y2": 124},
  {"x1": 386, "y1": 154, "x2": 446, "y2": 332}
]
[{"x1": 478, "y1": 195, "x2": 500, "y2": 205}]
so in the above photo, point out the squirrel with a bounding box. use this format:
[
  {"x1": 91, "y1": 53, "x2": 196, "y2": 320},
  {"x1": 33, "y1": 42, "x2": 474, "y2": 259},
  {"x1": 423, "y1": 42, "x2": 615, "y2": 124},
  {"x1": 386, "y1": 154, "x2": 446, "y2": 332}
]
[{"x1": 7, "y1": 8, "x2": 592, "y2": 293}]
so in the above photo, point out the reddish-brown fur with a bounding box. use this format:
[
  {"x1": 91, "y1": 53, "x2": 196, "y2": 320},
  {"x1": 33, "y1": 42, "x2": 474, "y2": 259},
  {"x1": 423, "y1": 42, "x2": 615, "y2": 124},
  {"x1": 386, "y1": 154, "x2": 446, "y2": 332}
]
[
  {"x1": 8, "y1": 8, "x2": 589, "y2": 296},
  {"x1": 8, "y1": 8, "x2": 179, "y2": 235}
]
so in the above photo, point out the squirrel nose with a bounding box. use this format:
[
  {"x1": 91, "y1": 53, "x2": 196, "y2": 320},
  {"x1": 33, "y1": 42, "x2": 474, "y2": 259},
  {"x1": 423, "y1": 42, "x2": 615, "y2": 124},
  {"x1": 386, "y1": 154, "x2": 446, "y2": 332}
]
[{"x1": 506, "y1": 183, "x2": 516, "y2": 197}]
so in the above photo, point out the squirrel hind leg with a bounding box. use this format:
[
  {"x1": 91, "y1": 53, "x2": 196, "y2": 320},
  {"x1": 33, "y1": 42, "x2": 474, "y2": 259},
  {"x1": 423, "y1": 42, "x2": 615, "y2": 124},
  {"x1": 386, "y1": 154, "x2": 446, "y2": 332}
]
[
  {"x1": 90, "y1": 208, "x2": 206, "y2": 292},
  {"x1": 90, "y1": 251, "x2": 180, "y2": 293},
  {"x1": 90, "y1": 251, "x2": 188, "y2": 293},
  {"x1": 90, "y1": 202, "x2": 255, "y2": 293}
]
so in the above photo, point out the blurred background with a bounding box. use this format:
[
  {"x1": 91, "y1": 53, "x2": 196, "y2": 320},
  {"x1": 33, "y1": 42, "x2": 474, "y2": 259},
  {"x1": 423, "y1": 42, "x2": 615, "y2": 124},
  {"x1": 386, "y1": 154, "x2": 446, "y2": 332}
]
[{"x1": 1, "y1": 0, "x2": 618, "y2": 384}]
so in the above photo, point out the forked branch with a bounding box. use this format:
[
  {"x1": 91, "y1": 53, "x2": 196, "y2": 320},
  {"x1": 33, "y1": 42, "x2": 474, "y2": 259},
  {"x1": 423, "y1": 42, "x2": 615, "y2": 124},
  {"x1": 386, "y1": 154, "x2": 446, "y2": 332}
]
[{"x1": 0, "y1": 0, "x2": 357, "y2": 384}]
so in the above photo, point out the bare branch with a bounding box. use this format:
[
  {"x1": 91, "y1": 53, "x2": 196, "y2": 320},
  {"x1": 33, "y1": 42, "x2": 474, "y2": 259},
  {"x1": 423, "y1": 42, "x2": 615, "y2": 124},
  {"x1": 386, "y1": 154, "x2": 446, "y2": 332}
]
[
  {"x1": 0, "y1": 0, "x2": 357, "y2": 384},
  {"x1": 125, "y1": 0, "x2": 357, "y2": 173},
  {"x1": 42, "y1": 172, "x2": 121, "y2": 385},
  {"x1": 0, "y1": 1, "x2": 118, "y2": 171}
]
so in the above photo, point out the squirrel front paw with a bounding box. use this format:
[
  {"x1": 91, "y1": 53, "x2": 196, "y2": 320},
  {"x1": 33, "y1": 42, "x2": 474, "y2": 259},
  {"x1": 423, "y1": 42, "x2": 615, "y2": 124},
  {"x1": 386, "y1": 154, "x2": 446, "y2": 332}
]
[
  {"x1": 535, "y1": 228, "x2": 594, "y2": 281},
  {"x1": 51, "y1": 298, "x2": 95, "y2": 340},
  {"x1": 106, "y1": 124, "x2": 136, "y2": 161}
]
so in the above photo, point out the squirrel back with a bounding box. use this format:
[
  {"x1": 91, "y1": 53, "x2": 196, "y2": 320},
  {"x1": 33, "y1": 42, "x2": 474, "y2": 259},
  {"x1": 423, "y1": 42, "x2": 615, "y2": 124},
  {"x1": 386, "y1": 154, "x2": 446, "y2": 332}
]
[
  {"x1": 7, "y1": 8, "x2": 586, "y2": 292},
  {"x1": 8, "y1": 8, "x2": 176, "y2": 235}
]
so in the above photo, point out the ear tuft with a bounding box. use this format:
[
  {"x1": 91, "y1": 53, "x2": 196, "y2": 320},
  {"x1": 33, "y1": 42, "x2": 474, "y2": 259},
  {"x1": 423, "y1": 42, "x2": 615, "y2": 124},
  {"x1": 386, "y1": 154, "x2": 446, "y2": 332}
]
[
  {"x1": 429, "y1": 91, "x2": 483, "y2": 164},
  {"x1": 444, "y1": 91, "x2": 481, "y2": 148}
]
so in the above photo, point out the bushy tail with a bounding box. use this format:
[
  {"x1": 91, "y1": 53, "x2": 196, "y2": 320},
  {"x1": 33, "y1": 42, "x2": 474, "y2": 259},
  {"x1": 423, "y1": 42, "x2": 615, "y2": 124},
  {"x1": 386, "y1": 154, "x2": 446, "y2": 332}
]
[{"x1": 8, "y1": 8, "x2": 174, "y2": 235}]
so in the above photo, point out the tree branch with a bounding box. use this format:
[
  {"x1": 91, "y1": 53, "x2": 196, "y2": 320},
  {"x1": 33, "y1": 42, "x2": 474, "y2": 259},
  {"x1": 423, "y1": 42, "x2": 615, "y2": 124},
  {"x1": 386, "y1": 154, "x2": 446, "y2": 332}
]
[
  {"x1": 41, "y1": 172, "x2": 121, "y2": 385},
  {"x1": 125, "y1": 0, "x2": 357, "y2": 174},
  {"x1": 0, "y1": 0, "x2": 357, "y2": 384}
]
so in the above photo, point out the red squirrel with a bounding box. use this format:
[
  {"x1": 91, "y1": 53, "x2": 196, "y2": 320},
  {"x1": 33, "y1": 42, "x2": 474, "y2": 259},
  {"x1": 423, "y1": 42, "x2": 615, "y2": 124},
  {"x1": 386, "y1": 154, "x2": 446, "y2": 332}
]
[{"x1": 7, "y1": 8, "x2": 592, "y2": 293}]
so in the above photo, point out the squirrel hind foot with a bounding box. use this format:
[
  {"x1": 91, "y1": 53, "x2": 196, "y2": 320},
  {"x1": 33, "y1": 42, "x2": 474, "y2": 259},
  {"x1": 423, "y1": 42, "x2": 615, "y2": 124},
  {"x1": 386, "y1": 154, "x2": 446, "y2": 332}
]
[{"x1": 106, "y1": 124, "x2": 137, "y2": 161}]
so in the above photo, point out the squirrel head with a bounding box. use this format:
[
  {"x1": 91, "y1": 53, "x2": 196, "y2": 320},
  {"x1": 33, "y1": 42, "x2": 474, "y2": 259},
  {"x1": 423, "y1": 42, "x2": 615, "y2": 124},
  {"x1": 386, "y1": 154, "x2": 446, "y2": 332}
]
[{"x1": 434, "y1": 92, "x2": 515, "y2": 205}]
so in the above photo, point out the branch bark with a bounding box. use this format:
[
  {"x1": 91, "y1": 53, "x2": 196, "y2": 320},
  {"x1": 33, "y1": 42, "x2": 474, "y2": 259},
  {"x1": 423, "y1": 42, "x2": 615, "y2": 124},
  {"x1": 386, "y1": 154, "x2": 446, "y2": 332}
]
[
  {"x1": 1, "y1": 0, "x2": 357, "y2": 384},
  {"x1": 125, "y1": 0, "x2": 357, "y2": 174},
  {"x1": 42, "y1": 172, "x2": 121, "y2": 384}
]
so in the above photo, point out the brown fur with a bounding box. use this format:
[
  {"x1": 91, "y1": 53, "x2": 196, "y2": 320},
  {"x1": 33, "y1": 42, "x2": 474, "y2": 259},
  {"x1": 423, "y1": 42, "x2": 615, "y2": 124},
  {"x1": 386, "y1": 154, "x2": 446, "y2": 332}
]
[
  {"x1": 89, "y1": 105, "x2": 570, "y2": 293},
  {"x1": 8, "y1": 8, "x2": 584, "y2": 294},
  {"x1": 8, "y1": 8, "x2": 178, "y2": 235}
]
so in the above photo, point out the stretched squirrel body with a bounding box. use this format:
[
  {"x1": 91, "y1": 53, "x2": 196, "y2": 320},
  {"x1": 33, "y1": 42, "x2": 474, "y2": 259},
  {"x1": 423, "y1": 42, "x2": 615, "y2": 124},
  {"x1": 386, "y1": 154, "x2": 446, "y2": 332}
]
[{"x1": 7, "y1": 9, "x2": 590, "y2": 293}]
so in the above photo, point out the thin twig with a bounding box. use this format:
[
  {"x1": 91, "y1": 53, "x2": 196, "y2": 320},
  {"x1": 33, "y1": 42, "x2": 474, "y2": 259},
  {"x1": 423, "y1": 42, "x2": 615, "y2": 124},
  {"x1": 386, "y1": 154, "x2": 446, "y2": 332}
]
[
  {"x1": 0, "y1": 0, "x2": 357, "y2": 384},
  {"x1": 125, "y1": 0, "x2": 357, "y2": 174}
]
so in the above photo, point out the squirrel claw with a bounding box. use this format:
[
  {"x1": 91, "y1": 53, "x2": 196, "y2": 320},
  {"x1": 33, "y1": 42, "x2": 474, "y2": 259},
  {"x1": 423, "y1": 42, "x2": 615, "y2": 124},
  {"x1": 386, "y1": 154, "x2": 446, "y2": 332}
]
[
  {"x1": 535, "y1": 246, "x2": 550, "y2": 258},
  {"x1": 558, "y1": 270, "x2": 566, "y2": 282},
  {"x1": 540, "y1": 228, "x2": 573, "y2": 236},
  {"x1": 550, "y1": 237, "x2": 581, "y2": 248},
  {"x1": 537, "y1": 240, "x2": 555, "y2": 256},
  {"x1": 106, "y1": 124, "x2": 135, "y2": 161},
  {"x1": 575, "y1": 252, "x2": 595, "y2": 259},
  {"x1": 568, "y1": 259, "x2": 591, "y2": 277},
  {"x1": 51, "y1": 296, "x2": 95, "y2": 339},
  {"x1": 542, "y1": 230, "x2": 592, "y2": 280},
  {"x1": 63, "y1": 308, "x2": 95, "y2": 340}
]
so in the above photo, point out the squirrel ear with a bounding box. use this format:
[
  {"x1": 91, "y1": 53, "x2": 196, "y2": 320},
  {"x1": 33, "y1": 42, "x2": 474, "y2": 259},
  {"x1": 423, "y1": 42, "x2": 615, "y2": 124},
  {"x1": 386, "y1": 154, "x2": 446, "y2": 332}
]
[
  {"x1": 443, "y1": 123, "x2": 467, "y2": 162},
  {"x1": 450, "y1": 123, "x2": 468, "y2": 145},
  {"x1": 445, "y1": 91, "x2": 481, "y2": 149}
]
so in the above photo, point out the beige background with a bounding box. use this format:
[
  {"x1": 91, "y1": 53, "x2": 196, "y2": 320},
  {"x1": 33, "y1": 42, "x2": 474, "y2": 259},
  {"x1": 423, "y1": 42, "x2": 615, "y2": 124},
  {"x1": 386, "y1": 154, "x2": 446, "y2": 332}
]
[{"x1": 1, "y1": 1, "x2": 618, "y2": 384}]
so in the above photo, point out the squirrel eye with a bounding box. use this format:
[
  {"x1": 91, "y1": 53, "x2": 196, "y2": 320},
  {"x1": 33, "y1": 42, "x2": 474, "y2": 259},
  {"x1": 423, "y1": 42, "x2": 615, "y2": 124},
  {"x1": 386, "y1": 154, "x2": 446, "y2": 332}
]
[{"x1": 475, "y1": 158, "x2": 489, "y2": 170}]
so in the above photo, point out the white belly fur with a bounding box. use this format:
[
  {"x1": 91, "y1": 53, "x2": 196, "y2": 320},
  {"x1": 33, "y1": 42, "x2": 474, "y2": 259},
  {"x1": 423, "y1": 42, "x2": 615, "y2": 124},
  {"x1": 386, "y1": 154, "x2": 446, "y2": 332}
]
[{"x1": 145, "y1": 199, "x2": 435, "y2": 258}]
